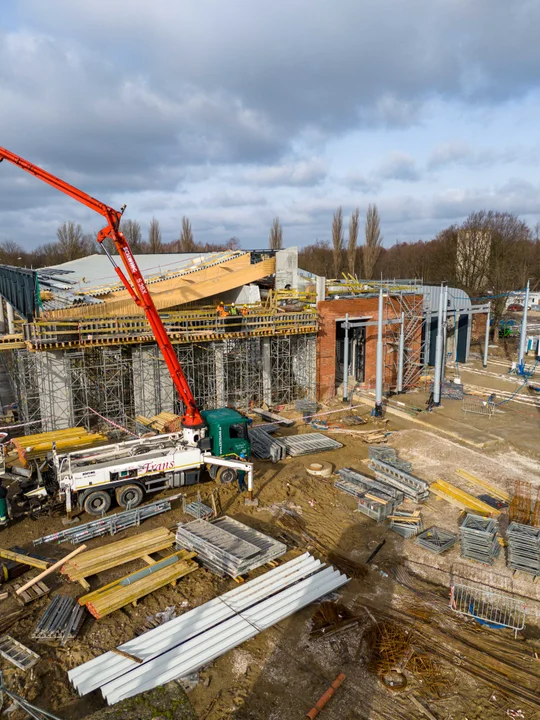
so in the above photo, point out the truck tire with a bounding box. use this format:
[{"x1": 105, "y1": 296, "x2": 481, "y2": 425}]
[
  {"x1": 216, "y1": 467, "x2": 237, "y2": 485},
  {"x1": 83, "y1": 490, "x2": 111, "y2": 516},
  {"x1": 115, "y1": 484, "x2": 144, "y2": 509}
]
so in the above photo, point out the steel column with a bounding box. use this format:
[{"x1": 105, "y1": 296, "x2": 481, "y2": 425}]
[
  {"x1": 343, "y1": 313, "x2": 349, "y2": 401},
  {"x1": 433, "y1": 285, "x2": 445, "y2": 406},
  {"x1": 518, "y1": 280, "x2": 530, "y2": 372},
  {"x1": 397, "y1": 311, "x2": 405, "y2": 393},
  {"x1": 483, "y1": 305, "x2": 491, "y2": 368},
  {"x1": 374, "y1": 288, "x2": 384, "y2": 415}
]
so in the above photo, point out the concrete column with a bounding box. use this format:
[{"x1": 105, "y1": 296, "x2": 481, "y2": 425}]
[
  {"x1": 483, "y1": 307, "x2": 491, "y2": 368},
  {"x1": 6, "y1": 303, "x2": 15, "y2": 335},
  {"x1": 374, "y1": 288, "x2": 384, "y2": 415},
  {"x1": 36, "y1": 351, "x2": 72, "y2": 431},
  {"x1": 215, "y1": 342, "x2": 226, "y2": 407},
  {"x1": 518, "y1": 280, "x2": 530, "y2": 371},
  {"x1": 433, "y1": 285, "x2": 445, "y2": 406},
  {"x1": 261, "y1": 338, "x2": 272, "y2": 406},
  {"x1": 132, "y1": 345, "x2": 174, "y2": 417},
  {"x1": 343, "y1": 313, "x2": 350, "y2": 401}
]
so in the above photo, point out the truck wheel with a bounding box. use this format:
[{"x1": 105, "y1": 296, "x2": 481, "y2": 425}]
[
  {"x1": 116, "y1": 484, "x2": 144, "y2": 509},
  {"x1": 83, "y1": 490, "x2": 111, "y2": 516},
  {"x1": 216, "y1": 467, "x2": 237, "y2": 485}
]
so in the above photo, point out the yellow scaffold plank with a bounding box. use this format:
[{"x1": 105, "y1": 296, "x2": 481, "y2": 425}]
[
  {"x1": 455, "y1": 469, "x2": 511, "y2": 502},
  {"x1": 430, "y1": 480, "x2": 500, "y2": 517}
]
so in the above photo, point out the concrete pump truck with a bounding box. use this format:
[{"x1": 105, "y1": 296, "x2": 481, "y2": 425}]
[{"x1": 0, "y1": 146, "x2": 254, "y2": 516}]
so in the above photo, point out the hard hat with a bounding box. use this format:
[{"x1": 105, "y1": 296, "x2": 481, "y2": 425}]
[{"x1": 231, "y1": 302, "x2": 236, "y2": 306}]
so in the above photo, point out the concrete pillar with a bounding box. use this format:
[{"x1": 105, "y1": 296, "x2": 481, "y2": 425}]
[
  {"x1": 6, "y1": 303, "x2": 15, "y2": 335},
  {"x1": 261, "y1": 338, "x2": 272, "y2": 406},
  {"x1": 215, "y1": 342, "x2": 226, "y2": 407},
  {"x1": 132, "y1": 345, "x2": 174, "y2": 417},
  {"x1": 441, "y1": 285, "x2": 448, "y2": 382},
  {"x1": 36, "y1": 351, "x2": 72, "y2": 431},
  {"x1": 343, "y1": 313, "x2": 350, "y2": 401},
  {"x1": 453, "y1": 313, "x2": 460, "y2": 363}
]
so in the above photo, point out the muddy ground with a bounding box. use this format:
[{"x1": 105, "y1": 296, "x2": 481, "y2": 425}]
[{"x1": 0, "y1": 378, "x2": 539, "y2": 719}]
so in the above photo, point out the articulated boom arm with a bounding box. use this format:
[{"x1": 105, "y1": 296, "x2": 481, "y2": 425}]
[{"x1": 0, "y1": 146, "x2": 203, "y2": 428}]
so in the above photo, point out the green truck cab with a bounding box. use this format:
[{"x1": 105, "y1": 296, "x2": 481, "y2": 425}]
[{"x1": 201, "y1": 408, "x2": 251, "y2": 459}]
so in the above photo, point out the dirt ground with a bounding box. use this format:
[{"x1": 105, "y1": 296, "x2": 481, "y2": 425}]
[{"x1": 0, "y1": 373, "x2": 540, "y2": 719}]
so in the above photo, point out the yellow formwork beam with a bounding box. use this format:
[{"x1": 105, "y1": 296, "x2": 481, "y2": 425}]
[
  {"x1": 0, "y1": 549, "x2": 49, "y2": 570},
  {"x1": 455, "y1": 469, "x2": 511, "y2": 503},
  {"x1": 430, "y1": 479, "x2": 500, "y2": 517}
]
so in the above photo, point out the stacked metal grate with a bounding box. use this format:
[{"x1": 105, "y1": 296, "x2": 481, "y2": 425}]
[
  {"x1": 33, "y1": 499, "x2": 174, "y2": 545},
  {"x1": 176, "y1": 516, "x2": 287, "y2": 578},
  {"x1": 248, "y1": 426, "x2": 287, "y2": 462},
  {"x1": 335, "y1": 468, "x2": 400, "y2": 522},
  {"x1": 368, "y1": 446, "x2": 413, "y2": 473},
  {"x1": 389, "y1": 510, "x2": 423, "y2": 538},
  {"x1": 459, "y1": 513, "x2": 500, "y2": 565},
  {"x1": 278, "y1": 433, "x2": 343, "y2": 456},
  {"x1": 184, "y1": 501, "x2": 213, "y2": 520},
  {"x1": 32, "y1": 595, "x2": 86, "y2": 645},
  {"x1": 368, "y1": 458, "x2": 429, "y2": 503},
  {"x1": 416, "y1": 526, "x2": 457, "y2": 554},
  {"x1": 506, "y1": 522, "x2": 540, "y2": 577}
]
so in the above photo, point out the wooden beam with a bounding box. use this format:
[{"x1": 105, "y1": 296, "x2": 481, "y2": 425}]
[
  {"x1": 0, "y1": 549, "x2": 49, "y2": 570},
  {"x1": 15, "y1": 544, "x2": 87, "y2": 596}
]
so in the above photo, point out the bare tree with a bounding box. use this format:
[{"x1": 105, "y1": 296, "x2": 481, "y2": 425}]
[
  {"x1": 347, "y1": 208, "x2": 360, "y2": 275},
  {"x1": 0, "y1": 240, "x2": 26, "y2": 266},
  {"x1": 121, "y1": 219, "x2": 143, "y2": 253},
  {"x1": 56, "y1": 221, "x2": 91, "y2": 261},
  {"x1": 148, "y1": 217, "x2": 163, "y2": 253},
  {"x1": 179, "y1": 216, "x2": 196, "y2": 252},
  {"x1": 331, "y1": 207, "x2": 344, "y2": 278},
  {"x1": 269, "y1": 217, "x2": 283, "y2": 250},
  {"x1": 363, "y1": 204, "x2": 383, "y2": 279}
]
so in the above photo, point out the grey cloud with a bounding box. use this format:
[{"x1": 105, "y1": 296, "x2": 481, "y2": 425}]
[
  {"x1": 237, "y1": 159, "x2": 327, "y2": 187},
  {"x1": 375, "y1": 153, "x2": 421, "y2": 182},
  {"x1": 428, "y1": 142, "x2": 521, "y2": 170}
]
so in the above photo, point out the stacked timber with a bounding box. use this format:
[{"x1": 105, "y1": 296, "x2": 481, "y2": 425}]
[
  {"x1": 60, "y1": 528, "x2": 176, "y2": 589},
  {"x1": 135, "y1": 412, "x2": 183, "y2": 434},
  {"x1": 78, "y1": 550, "x2": 198, "y2": 619},
  {"x1": 8, "y1": 428, "x2": 108, "y2": 468}
]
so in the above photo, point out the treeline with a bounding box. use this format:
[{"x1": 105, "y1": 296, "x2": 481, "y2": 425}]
[{"x1": 2, "y1": 216, "x2": 241, "y2": 268}]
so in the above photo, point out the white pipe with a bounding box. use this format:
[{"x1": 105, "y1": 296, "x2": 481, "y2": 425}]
[
  {"x1": 483, "y1": 305, "x2": 491, "y2": 368},
  {"x1": 441, "y1": 285, "x2": 448, "y2": 382},
  {"x1": 397, "y1": 312, "x2": 404, "y2": 393},
  {"x1": 518, "y1": 280, "x2": 530, "y2": 370},
  {"x1": 375, "y1": 288, "x2": 383, "y2": 413},
  {"x1": 343, "y1": 313, "x2": 349, "y2": 401},
  {"x1": 433, "y1": 285, "x2": 445, "y2": 405}
]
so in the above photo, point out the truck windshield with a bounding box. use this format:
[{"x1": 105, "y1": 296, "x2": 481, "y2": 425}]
[{"x1": 229, "y1": 423, "x2": 248, "y2": 440}]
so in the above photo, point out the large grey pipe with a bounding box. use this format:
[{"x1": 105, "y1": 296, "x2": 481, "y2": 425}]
[
  {"x1": 343, "y1": 312, "x2": 349, "y2": 401},
  {"x1": 433, "y1": 284, "x2": 445, "y2": 405},
  {"x1": 440, "y1": 285, "x2": 448, "y2": 382},
  {"x1": 375, "y1": 287, "x2": 384, "y2": 415},
  {"x1": 518, "y1": 280, "x2": 530, "y2": 371}
]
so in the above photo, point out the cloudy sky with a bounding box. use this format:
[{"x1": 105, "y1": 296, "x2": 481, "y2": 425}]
[{"x1": 2, "y1": 0, "x2": 540, "y2": 251}]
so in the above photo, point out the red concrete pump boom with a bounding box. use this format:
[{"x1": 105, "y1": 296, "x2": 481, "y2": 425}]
[{"x1": 0, "y1": 146, "x2": 204, "y2": 429}]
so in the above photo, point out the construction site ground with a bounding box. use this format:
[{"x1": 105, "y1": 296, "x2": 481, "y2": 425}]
[{"x1": 1, "y1": 361, "x2": 540, "y2": 719}]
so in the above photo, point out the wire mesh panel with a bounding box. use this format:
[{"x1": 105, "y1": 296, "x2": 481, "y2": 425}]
[
  {"x1": 450, "y1": 583, "x2": 527, "y2": 635},
  {"x1": 462, "y1": 395, "x2": 494, "y2": 417}
]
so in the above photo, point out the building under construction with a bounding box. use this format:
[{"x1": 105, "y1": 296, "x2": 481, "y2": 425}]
[{"x1": 0, "y1": 248, "x2": 483, "y2": 434}]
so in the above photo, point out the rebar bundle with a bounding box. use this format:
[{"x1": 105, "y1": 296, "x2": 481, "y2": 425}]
[{"x1": 459, "y1": 513, "x2": 500, "y2": 565}]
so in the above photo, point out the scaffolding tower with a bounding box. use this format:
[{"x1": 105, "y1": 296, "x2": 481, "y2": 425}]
[{"x1": 384, "y1": 291, "x2": 425, "y2": 391}]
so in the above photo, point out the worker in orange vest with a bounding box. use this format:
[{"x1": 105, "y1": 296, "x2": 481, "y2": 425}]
[{"x1": 216, "y1": 301, "x2": 228, "y2": 317}]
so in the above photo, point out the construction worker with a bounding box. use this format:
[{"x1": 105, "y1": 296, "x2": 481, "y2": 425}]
[
  {"x1": 229, "y1": 303, "x2": 238, "y2": 316},
  {"x1": 0, "y1": 480, "x2": 8, "y2": 526},
  {"x1": 228, "y1": 302, "x2": 241, "y2": 332},
  {"x1": 216, "y1": 301, "x2": 228, "y2": 317},
  {"x1": 240, "y1": 305, "x2": 248, "y2": 316}
]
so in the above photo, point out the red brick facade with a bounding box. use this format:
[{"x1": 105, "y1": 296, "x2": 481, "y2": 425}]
[{"x1": 316, "y1": 296, "x2": 422, "y2": 400}]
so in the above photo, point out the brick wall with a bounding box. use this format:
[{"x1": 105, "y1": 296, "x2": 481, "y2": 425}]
[{"x1": 316, "y1": 296, "x2": 422, "y2": 400}]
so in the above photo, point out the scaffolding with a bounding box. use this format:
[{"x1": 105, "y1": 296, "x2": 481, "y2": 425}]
[{"x1": 384, "y1": 292, "x2": 425, "y2": 391}]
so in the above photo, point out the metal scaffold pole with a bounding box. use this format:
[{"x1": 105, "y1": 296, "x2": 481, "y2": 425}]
[{"x1": 433, "y1": 284, "x2": 445, "y2": 406}]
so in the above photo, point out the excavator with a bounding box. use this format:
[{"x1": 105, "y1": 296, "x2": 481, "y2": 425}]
[{"x1": 0, "y1": 146, "x2": 254, "y2": 515}]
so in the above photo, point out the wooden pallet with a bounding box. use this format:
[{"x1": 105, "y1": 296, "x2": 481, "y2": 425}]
[{"x1": 14, "y1": 580, "x2": 50, "y2": 605}]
